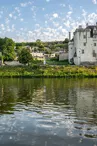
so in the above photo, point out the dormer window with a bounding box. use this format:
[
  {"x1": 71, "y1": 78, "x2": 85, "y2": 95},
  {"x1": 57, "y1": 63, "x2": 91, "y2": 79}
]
[{"x1": 93, "y1": 27, "x2": 97, "y2": 35}]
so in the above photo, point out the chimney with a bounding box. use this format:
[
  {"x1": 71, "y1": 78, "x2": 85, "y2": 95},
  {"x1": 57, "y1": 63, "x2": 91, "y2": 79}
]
[
  {"x1": 96, "y1": 22, "x2": 97, "y2": 27},
  {"x1": 69, "y1": 32, "x2": 71, "y2": 41},
  {"x1": 86, "y1": 23, "x2": 88, "y2": 27}
]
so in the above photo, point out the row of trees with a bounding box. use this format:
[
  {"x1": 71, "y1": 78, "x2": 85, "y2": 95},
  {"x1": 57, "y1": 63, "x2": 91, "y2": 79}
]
[
  {"x1": 16, "y1": 38, "x2": 69, "y2": 48},
  {"x1": 0, "y1": 37, "x2": 69, "y2": 65},
  {"x1": 0, "y1": 37, "x2": 33, "y2": 65},
  {"x1": 16, "y1": 38, "x2": 69, "y2": 53}
]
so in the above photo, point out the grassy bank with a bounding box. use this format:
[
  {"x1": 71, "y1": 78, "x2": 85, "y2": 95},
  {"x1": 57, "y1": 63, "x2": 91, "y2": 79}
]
[{"x1": 0, "y1": 65, "x2": 97, "y2": 78}]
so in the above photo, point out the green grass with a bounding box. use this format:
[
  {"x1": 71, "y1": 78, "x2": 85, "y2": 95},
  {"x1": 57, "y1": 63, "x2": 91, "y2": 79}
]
[{"x1": 46, "y1": 59, "x2": 69, "y2": 65}]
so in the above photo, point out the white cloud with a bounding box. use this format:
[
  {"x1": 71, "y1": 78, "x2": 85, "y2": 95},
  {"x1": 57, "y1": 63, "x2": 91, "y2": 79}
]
[
  {"x1": 1, "y1": 24, "x2": 4, "y2": 27},
  {"x1": 20, "y1": 18, "x2": 24, "y2": 22},
  {"x1": 9, "y1": 13, "x2": 13, "y2": 18},
  {"x1": 53, "y1": 13, "x2": 59, "y2": 18},
  {"x1": 20, "y1": 3, "x2": 28, "y2": 7},
  {"x1": 35, "y1": 24, "x2": 40, "y2": 27},
  {"x1": 64, "y1": 20, "x2": 70, "y2": 28},
  {"x1": 60, "y1": 4, "x2": 66, "y2": 7},
  {"x1": 46, "y1": 0, "x2": 50, "y2": 2},
  {"x1": 20, "y1": 1, "x2": 32, "y2": 7},
  {"x1": 82, "y1": 9, "x2": 87, "y2": 17},
  {"x1": 69, "y1": 5, "x2": 73, "y2": 11},
  {"x1": 6, "y1": 27, "x2": 11, "y2": 32},
  {"x1": 13, "y1": 16, "x2": 17, "y2": 20},
  {"x1": 0, "y1": 11, "x2": 3, "y2": 14},
  {"x1": 20, "y1": 28, "x2": 24, "y2": 31},
  {"x1": 5, "y1": 18, "x2": 10, "y2": 24},
  {"x1": 15, "y1": 7, "x2": 20, "y2": 13},
  {"x1": 42, "y1": 8, "x2": 45, "y2": 11},
  {"x1": 45, "y1": 21, "x2": 47, "y2": 24},
  {"x1": 53, "y1": 21, "x2": 59, "y2": 27},
  {"x1": 92, "y1": 0, "x2": 97, "y2": 4},
  {"x1": 67, "y1": 11, "x2": 72, "y2": 16},
  {"x1": 28, "y1": 1, "x2": 33, "y2": 5},
  {"x1": 11, "y1": 24, "x2": 15, "y2": 32},
  {"x1": 87, "y1": 12, "x2": 97, "y2": 24},
  {"x1": 61, "y1": 29, "x2": 67, "y2": 33},
  {"x1": 0, "y1": 24, "x2": 5, "y2": 30},
  {"x1": 31, "y1": 6, "x2": 37, "y2": 12},
  {"x1": 82, "y1": 9, "x2": 87, "y2": 21}
]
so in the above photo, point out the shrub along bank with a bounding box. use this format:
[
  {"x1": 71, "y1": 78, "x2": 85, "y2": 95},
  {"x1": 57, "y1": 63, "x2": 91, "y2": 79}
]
[{"x1": 0, "y1": 65, "x2": 97, "y2": 78}]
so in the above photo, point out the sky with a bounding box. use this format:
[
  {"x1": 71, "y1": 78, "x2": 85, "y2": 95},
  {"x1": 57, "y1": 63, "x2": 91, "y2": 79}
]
[{"x1": 0, "y1": 0, "x2": 97, "y2": 42}]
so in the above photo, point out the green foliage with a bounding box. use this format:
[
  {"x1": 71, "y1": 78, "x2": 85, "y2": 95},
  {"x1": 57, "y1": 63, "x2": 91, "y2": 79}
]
[
  {"x1": 54, "y1": 44, "x2": 65, "y2": 48},
  {"x1": 18, "y1": 48, "x2": 32, "y2": 65},
  {"x1": 0, "y1": 37, "x2": 15, "y2": 61},
  {"x1": 46, "y1": 59, "x2": 69, "y2": 65},
  {"x1": 15, "y1": 46, "x2": 23, "y2": 55},
  {"x1": 63, "y1": 38, "x2": 69, "y2": 43},
  {"x1": 0, "y1": 66, "x2": 97, "y2": 78},
  {"x1": 15, "y1": 39, "x2": 69, "y2": 53},
  {"x1": 35, "y1": 40, "x2": 45, "y2": 51},
  {"x1": 44, "y1": 48, "x2": 52, "y2": 54}
]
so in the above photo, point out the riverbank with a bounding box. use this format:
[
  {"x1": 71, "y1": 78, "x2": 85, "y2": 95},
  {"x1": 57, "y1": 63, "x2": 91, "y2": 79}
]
[{"x1": 0, "y1": 65, "x2": 97, "y2": 78}]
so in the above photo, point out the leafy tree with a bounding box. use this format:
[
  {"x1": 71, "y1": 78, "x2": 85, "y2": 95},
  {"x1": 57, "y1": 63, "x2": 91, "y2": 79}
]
[
  {"x1": 64, "y1": 44, "x2": 68, "y2": 52},
  {"x1": 15, "y1": 46, "x2": 22, "y2": 54},
  {"x1": 49, "y1": 45, "x2": 56, "y2": 50},
  {"x1": 63, "y1": 38, "x2": 69, "y2": 43},
  {"x1": 0, "y1": 37, "x2": 16, "y2": 64},
  {"x1": 36, "y1": 39, "x2": 45, "y2": 51},
  {"x1": 18, "y1": 48, "x2": 32, "y2": 65},
  {"x1": 44, "y1": 48, "x2": 52, "y2": 54}
]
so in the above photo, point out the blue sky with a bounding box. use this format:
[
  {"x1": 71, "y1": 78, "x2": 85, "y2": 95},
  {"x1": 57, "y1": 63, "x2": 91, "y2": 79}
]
[{"x1": 0, "y1": 0, "x2": 97, "y2": 42}]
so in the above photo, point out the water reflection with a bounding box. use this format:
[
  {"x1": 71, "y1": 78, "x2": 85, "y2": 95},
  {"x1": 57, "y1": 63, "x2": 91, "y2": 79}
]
[{"x1": 0, "y1": 78, "x2": 97, "y2": 145}]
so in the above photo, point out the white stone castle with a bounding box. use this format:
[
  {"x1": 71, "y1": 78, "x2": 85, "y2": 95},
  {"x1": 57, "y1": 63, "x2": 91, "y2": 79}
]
[{"x1": 68, "y1": 23, "x2": 97, "y2": 65}]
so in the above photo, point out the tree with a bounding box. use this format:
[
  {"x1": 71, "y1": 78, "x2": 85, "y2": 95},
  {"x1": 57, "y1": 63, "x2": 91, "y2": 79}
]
[
  {"x1": 15, "y1": 45, "x2": 23, "y2": 55},
  {"x1": 18, "y1": 48, "x2": 32, "y2": 65},
  {"x1": 36, "y1": 39, "x2": 45, "y2": 51},
  {"x1": 0, "y1": 37, "x2": 16, "y2": 64},
  {"x1": 63, "y1": 38, "x2": 69, "y2": 43}
]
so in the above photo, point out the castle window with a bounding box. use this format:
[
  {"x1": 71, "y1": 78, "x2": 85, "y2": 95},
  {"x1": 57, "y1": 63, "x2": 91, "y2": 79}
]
[
  {"x1": 82, "y1": 50, "x2": 84, "y2": 54},
  {"x1": 83, "y1": 43, "x2": 86, "y2": 46},
  {"x1": 74, "y1": 52, "x2": 77, "y2": 57},
  {"x1": 83, "y1": 35, "x2": 86, "y2": 39},
  {"x1": 94, "y1": 43, "x2": 96, "y2": 46},
  {"x1": 93, "y1": 50, "x2": 96, "y2": 57}
]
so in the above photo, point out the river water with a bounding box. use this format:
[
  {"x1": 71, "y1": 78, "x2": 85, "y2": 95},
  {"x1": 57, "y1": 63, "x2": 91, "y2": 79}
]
[{"x1": 0, "y1": 78, "x2": 97, "y2": 146}]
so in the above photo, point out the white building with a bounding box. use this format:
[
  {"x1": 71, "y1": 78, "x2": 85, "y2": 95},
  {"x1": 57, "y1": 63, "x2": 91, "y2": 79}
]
[
  {"x1": 68, "y1": 23, "x2": 97, "y2": 65},
  {"x1": 31, "y1": 52, "x2": 44, "y2": 58}
]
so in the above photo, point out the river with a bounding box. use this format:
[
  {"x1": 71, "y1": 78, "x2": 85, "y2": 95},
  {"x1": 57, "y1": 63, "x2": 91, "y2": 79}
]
[{"x1": 0, "y1": 78, "x2": 97, "y2": 146}]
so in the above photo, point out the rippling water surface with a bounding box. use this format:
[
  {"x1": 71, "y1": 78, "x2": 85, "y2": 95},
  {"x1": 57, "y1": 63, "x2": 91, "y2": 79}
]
[{"x1": 0, "y1": 78, "x2": 97, "y2": 146}]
